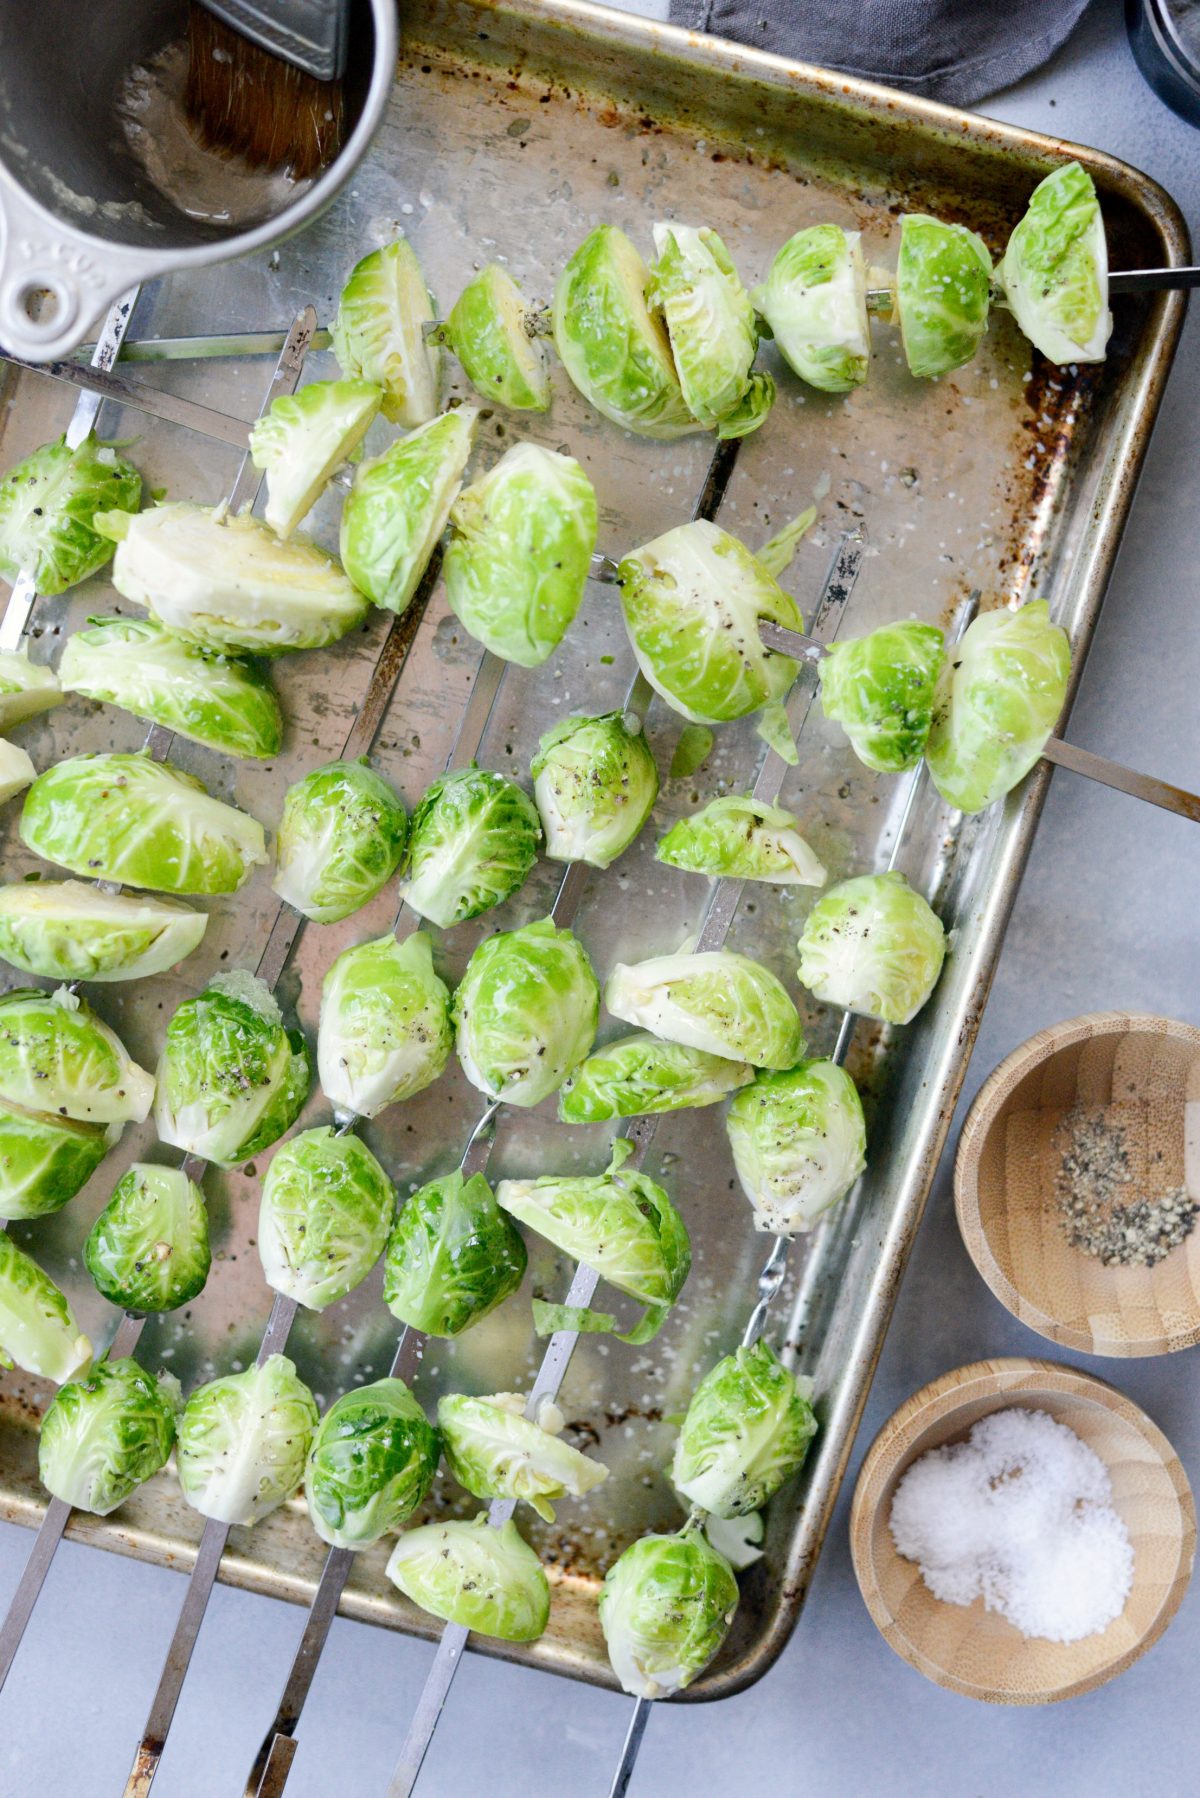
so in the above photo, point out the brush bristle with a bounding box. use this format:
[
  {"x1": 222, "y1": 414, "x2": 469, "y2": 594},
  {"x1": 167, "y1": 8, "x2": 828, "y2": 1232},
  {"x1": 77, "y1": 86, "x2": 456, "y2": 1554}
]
[{"x1": 185, "y1": 5, "x2": 344, "y2": 181}]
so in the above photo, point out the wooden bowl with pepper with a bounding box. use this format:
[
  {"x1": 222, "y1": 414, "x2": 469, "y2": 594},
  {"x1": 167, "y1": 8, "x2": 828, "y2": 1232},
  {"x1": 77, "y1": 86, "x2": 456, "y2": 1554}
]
[{"x1": 955, "y1": 1012, "x2": 1200, "y2": 1357}]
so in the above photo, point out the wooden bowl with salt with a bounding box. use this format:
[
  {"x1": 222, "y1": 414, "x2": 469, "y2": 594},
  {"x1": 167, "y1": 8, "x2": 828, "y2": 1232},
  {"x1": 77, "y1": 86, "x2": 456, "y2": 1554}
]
[
  {"x1": 955, "y1": 1013, "x2": 1200, "y2": 1357},
  {"x1": 850, "y1": 1358, "x2": 1195, "y2": 1704}
]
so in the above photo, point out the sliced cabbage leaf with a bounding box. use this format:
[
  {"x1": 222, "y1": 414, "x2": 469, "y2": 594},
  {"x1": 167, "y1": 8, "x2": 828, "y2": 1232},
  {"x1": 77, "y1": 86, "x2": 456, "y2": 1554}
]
[
  {"x1": 20, "y1": 753, "x2": 268, "y2": 895},
  {"x1": 618, "y1": 520, "x2": 803, "y2": 725},
  {"x1": 558, "y1": 1031, "x2": 753, "y2": 1123},
  {"x1": 750, "y1": 225, "x2": 870, "y2": 392},
  {"x1": 59, "y1": 615, "x2": 283, "y2": 760},
  {"x1": 819, "y1": 620, "x2": 945, "y2": 773},
  {"x1": 657, "y1": 794, "x2": 826, "y2": 886},
  {"x1": 318, "y1": 931, "x2": 452, "y2": 1120},
  {"x1": 648, "y1": 224, "x2": 759, "y2": 427},
  {"x1": 0, "y1": 882, "x2": 206, "y2": 984},
  {"x1": 924, "y1": 599, "x2": 1070, "y2": 813},
  {"x1": 444, "y1": 443, "x2": 597, "y2": 668},
  {"x1": 84, "y1": 1163, "x2": 210, "y2": 1312},
  {"x1": 726, "y1": 1060, "x2": 866, "y2": 1234},
  {"x1": 249, "y1": 377, "x2": 382, "y2": 538},
  {"x1": 258, "y1": 1127, "x2": 394, "y2": 1310},
  {"x1": 599, "y1": 1524, "x2": 738, "y2": 1699},
  {"x1": 399, "y1": 765, "x2": 542, "y2": 930},
  {"x1": 0, "y1": 651, "x2": 62, "y2": 732},
  {"x1": 795, "y1": 870, "x2": 945, "y2": 1025},
  {"x1": 454, "y1": 916, "x2": 599, "y2": 1109},
  {"x1": 0, "y1": 1233, "x2": 92, "y2": 1382},
  {"x1": 439, "y1": 1390, "x2": 608, "y2": 1522},
  {"x1": 606, "y1": 950, "x2": 804, "y2": 1069},
  {"x1": 0, "y1": 1100, "x2": 115, "y2": 1222},
  {"x1": 330, "y1": 237, "x2": 441, "y2": 428},
  {"x1": 383, "y1": 1169, "x2": 527, "y2": 1337},
  {"x1": 339, "y1": 408, "x2": 478, "y2": 615},
  {"x1": 177, "y1": 1354, "x2": 318, "y2": 1527},
  {"x1": 273, "y1": 759, "x2": 408, "y2": 924},
  {"x1": 531, "y1": 711, "x2": 658, "y2": 869},
  {"x1": 0, "y1": 986, "x2": 152, "y2": 1125},
  {"x1": 305, "y1": 1378, "x2": 440, "y2": 1549},
  {"x1": 95, "y1": 503, "x2": 368, "y2": 656},
  {"x1": 714, "y1": 370, "x2": 775, "y2": 439},
  {"x1": 999, "y1": 161, "x2": 1112, "y2": 364},
  {"x1": 386, "y1": 1515, "x2": 550, "y2": 1641},
  {"x1": 38, "y1": 1359, "x2": 180, "y2": 1516},
  {"x1": 553, "y1": 225, "x2": 703, "y2": 439},
  {"x1": 896, "y1": 214, "x2": 993, "y2": 378},
  {"x1": 0, "y1": 434, "x2": 141, "y2": 596},
  {"x1": 671, "y1": 1339, "x2": 816, "y2": 1517},
  {"x1": 439, "y1": 265, "x2": 551, "y2": 411}
]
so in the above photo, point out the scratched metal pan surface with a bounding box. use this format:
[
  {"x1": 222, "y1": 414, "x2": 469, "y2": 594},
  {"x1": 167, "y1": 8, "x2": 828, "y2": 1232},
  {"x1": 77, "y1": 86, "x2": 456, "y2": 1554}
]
[{"x1": 0, "y1": 0, "x2": 1185, "y2": 1698}]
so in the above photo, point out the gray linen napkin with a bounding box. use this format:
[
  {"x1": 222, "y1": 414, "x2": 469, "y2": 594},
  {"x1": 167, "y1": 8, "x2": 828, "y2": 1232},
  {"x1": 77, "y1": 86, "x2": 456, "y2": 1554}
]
[{"x1": 669, "y1": 0, "x2": 1095, "y2": 104}]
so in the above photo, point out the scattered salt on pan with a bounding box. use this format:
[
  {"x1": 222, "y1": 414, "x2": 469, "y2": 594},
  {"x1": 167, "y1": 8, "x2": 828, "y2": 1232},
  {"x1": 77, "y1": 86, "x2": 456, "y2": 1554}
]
[{"x1": 889, "y1": 1407, "x2": 1133, "y2": 1644}]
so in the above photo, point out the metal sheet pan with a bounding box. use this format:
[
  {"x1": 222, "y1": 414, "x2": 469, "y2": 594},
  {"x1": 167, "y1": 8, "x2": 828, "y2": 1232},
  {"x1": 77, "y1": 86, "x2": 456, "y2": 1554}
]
[{"x1": 0, "y1": 0, "x2": 1185, "y2": 1700}]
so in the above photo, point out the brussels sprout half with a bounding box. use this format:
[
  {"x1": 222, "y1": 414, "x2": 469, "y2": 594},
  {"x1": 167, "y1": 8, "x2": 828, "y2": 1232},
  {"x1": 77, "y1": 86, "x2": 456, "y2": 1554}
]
[
  {"x1": 0, "y1": 434, "x2": 141, "y2": 596},
  {"x1": 386, "y1": 1515, "x2": 550, "y2": 1641},
  {"x1": 0, "y1": 986, "x2": 153, "y2": 1126},
  {"x1": 20, "y1": 753, "x2": 268, "y2": 896},
  {"x1": 672, "y1": 1339, "x2": 817, "y2": 1518},
  {"x1": 648, "y1": 224, "x2": 761, "y2": 429},
  {"x1": 454, "y1": 917, "x2": 599, "y2": 1110},
  {"x1": 154, "y1": 972, "x2": 311, "y2": 1168},
  {"x1": 0, "y1": 1100, "x2": 116, "y2": 1223},
  {"x1": 331, "y1": 238, "x2": 442, "y2": 428},
  {"x1": 444, "y1": 443, "x2": 598, "y2": 668},
  {"x1": 558, "y1": 1031, "x2": 753, "y2": 1124},
  {"x1": 85, "y1": 1164, "x2": 211, "y2": 1312},
  {"x1": 0, "y1": 1233, "x2": 92, "y2": 1383},
  {"x1": 339, "y1": 408, "x2": 478, "y2": 615},
  {"x1": 440, "y1": 265, "x2": 552, "y2": 412},
  {"x1": 249, "y1": 378, "x2": 382, "y2": 538},
  {"x1": 617, "y1": 520, "x2": 803, "y2": 725},
  {"x1": 305, "y1": 1378, "x2": 439, "y2": 1549},
  {"x1": 599, "y1": 1524, "x2": 738, "y2": 1699},
  {"x1": 399, "y1": 766, "x2": 542, "y2": 931},
  {"x1": 59, "y1": 615, "x2": 283, "y2": 761},
  {"x1": 273, "y1": 760, "x2": 408, "y2": 925},
  {"x1": 531, "y1": 711, "x2": 658, "y2": 869},
  {"x1": 95, "y1": 503, "x2": 368, "y2": 657},
  {"x1": 0, "y1": 883, "x2": 207, "y2": 985},
  {"x1": 795, "y1": 871, "x2": 945, "y2": 1025},
  {"x1": 750, "y1": 225, "x2": 870, "y2": 393},
  {"x1": 727, "y1": 1061, "x2": 866, "y2": 1236},
  {"x1": 896, "y1": 214, "x2": 993, "y2": 379},
  {"x1": 657, "y1": 794, "x2": 826, "y2": 887},
  {"x1": 0, "y1": 651, "x2": 62, "y2": 733},
  {"x1": 605, "y1": 950, "x2": 805, "y2": 1070},
  {"x1": 177, "y1": 1354, "x2": 318, "y2": 1528},
  {"x1": 258, "y1": 1127, "x2": 395, "y2": 1310},
  {"x1": 383, "y1": 1170, "x2": 527, "y2": 1338},
  {"x1": 438, "y1": 1391, "x2": 608, "y2": 1522},
  {"x1": 818, "y1": 620, "x2": 946, "y2": 773},
  {"x1": 38, "y1": 1359, "x2": 181, "y2": 1515},
  {"x1": 317, "y1": 932, "x2": 452, "y2": 1121},
  {"x1": 999, "y1": 161, "x2": 1112, "y2": 364}
]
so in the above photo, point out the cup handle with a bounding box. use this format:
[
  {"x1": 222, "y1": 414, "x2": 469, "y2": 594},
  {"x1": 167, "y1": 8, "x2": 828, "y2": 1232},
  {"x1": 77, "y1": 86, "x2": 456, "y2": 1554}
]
[{"x1": 0, "y1": 167, "x2": 153, "y2": 362}]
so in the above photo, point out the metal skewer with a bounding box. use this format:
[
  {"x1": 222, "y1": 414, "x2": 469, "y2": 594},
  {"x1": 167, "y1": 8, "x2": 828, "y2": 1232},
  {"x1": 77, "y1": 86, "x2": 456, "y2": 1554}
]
[{"x1": 0, "y1": 352, "x2": 264, "y2": 450}]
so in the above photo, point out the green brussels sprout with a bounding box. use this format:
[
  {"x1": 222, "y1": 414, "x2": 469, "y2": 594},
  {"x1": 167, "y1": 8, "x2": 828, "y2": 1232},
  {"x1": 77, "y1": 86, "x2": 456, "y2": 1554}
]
[
  {"x1": 0, "y1": 434, "x2": 141, "y2": 596},
  {"x1": 713, "y1": 370, "x2": 776, "y2": 440},
  {"x1": 0, "y1": 883, "x2": 207, "y2": 984},
  {"x1": 558, "y1": 1031, "x2": 753, "y2": 1124},
  {"x1": 999, "y1": 161, "x2": 1112, "y2": 364},
  {"x1": 444, "y1": 443, "x2": 598, "y2": 668},
  {"x1": 386, "y1": 1514, "x2": 550, "y2": 1641},
  {"x1": 656, "y1": 794, "x2": 826, "y2": 886},
  {"x1": 272, "y1": 760, "x2": 408, "y2": 925},
  {"x1": 726, "y1": 1060, "x2": 867, "y2": 1235},
  {"x1": 648, "y1": 224, "x2": 759, "y2": 428},
  {"x1": 305, "y1": 1377, "x2": 440, "y2": 1549},
  {"x1": 249, "y1": 378, "x2": 382, "y2": 538},
  {"x1": 59, "y1": 615, "x2": 283, "y2": 760},
  {"x1": 599, "y1": 1524, "x2": 738, "y2": 1699},
  {"x1": 924, "y1": 599, "x2": 1070, "y2": 813},
  {"x1": 0, "y1": 739, "x2": 35, "y2": 804},
  {"x1": 795, "y1": 871, "x2": 945, "y2": 1025},
  {"x1": 95, "y1": 503, "x2": 368, "y2": 656},
  {"x1": 154, "y1": 971, "x2": 311, "y2": 1168},
  {"x1": 750, "y1": 225, "x2": 870, "y2": 393},
  {"x1": 330, "y1": 238, "x2": 442, "y2": 428},
  {"x1": 317, "y1": 932, "x2": 452, "y2": 1120},
  {"x1": 497, "y1": 1138, "x2": 690, "y2": 1344},
  {"x1": 0, "y1": 986, "x2": 153, "y2": 1125},
  {"x1": 383, "y1": 1169, "x2": 527, "y2": 1337},
  {"x1": 672, "y1": 1339, "x2": 817, "y2": 1517},
  {"x1": 0, "y1": 651, "x2": 62, "y2": 732},
  {"x1": 617, "y1": 520, "x2": 803, "y2": 724},
  {"x1": 454, "y1": 916, "x2": 599, "y2": 1109},
  {"x1": 818, "y1": 620, "x2": 946, "y2": 773},
  {"x1": 399, "y1": 766, "x2": 542, "y2": 930},
  {"x1": 605, "y1": 951, "x2": 804, "y2": 1070},
  {"x1": 0, "y1": 1233, "x2": 92, "y2": 1382},
  {"x1": 0, "y1": 1100, "x2": 115, "y2": 1222},
  {"x1": 258, "y1": 1127, "x2": 394, "y2": 1310},
  {"x1": 84, "y1": 1164, "x2": 211, "y2": 1312},
  {"x1": 531, "y1": 711, "x2": 658, "y2": 869},
  {"x1": 339, "y1": 409, "x2": 478, "y2": 614},
  {"x1": 438, "y1": 265, "x2": 551, "y2": 411},
  {"x1": 895, "y1": 214, "x2": 993, "y2": 379},
  {"x1": 438, "y1": 1390, "x2": 608, "y2": 1522},
  {"x1": 38, "y1": 1359, "x2": 181, "y2": 1515},
  {"x1": 177, "y1": 1353, "x2": 318, "y2": 1527},
  {"x1": 20, "y1": 753, "x2": 268, "y2": 896},
  {"x1": 553, "y1": 226, "x2": 702, "y2": 439}
]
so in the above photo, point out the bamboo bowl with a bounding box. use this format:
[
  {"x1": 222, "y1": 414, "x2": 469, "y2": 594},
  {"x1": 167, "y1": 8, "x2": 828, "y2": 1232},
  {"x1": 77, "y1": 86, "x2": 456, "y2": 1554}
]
[
  {"x1": 955, "y1": 1013, "x2": 1200, "y2": 1357},
  {"x1": 850, "y1": 1358, "x2": 1195, "y2": 1704}
]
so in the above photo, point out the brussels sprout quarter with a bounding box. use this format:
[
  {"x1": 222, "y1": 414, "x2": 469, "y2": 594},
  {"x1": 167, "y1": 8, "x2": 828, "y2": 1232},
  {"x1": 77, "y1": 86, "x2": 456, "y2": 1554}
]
[
  {"x1": 273, "y1": 760, "x2": 408, "y2": 924},
  {"x1": 599, "y1": 1524, "x2": 738, "y2": 1699},
  {"x1": 85, "y1": 1164, "x2": 210, "y2": 1313},
  {"x1": 441, "y1": 265, "x2": 551, "y2": 412},
  {"x1": 386, "y1": 1515, "x2": 551, "y2": 1641},
  {"x1": 531, "y1": 711, "x2": 658, "y2": 869},
  {"x1": 649, "y1": 224, "x2": 763, "y2": 432},
  {"x1": 605, "y1": 950, "x2": 804, "y2": 1070},
  {"x1": 0, "y1": 1233, "x2": 92, "y2": 1383},
  {"x1": 454, "y1": 917, "x2": 599, "y2": 1109},
  {"x1": 0, "y1": 740, "x2": 35, "y2": 806},
  {"x1": 796, "y1": 871, "x2": 945, "y2": 1026},
  {"x1": 0, "y1": 433, "x2": 141, "y2": 596},
  {"x1": 438, "y1": 1391, "x2": 608, "y2": 1522},
  {"x1": 750, "y1": 225, "x2": 870, "y2": 393},
  {"x1": 39, "y1": 1359, "x2": 180, "y2": 1516},
  {"x1": 0, "y1": 650, "x2": 62, "y2": 734},
  {"x1": 999, "y1": 161, "x2": 1112, "y2": 365},
  {"x1": 177, "y1": 1354, "x2": 318, "y2": 1528},
  {"x1": 818, "y1": 620, "x2": 945, "y2": 774},
  {"x1": 383, "y1": 1170, "x2": 527, "y2": 1338},
  {"x1": 249, "y1": 378, "x2": 382, "y2": 539},
  {"x1": 0, "y1": 986, "x2": 153, "y2": 1126},
  {"x1": 672, "y1": 1339, "x2": 817, "y2": 1518},
  {"x1": 305, "y1": 1378, "x2": 439, "y2": 1549},
  {"x1": 0, "y1": 883, "x2": 206, "y2": 985},
  {"x1": 339, "y1": 409, "x2": 478, "y2": 615},
  {"x1": 657, "y1": 794, "x2": 826, "y2": 887},
  {"x1": 558, "y1": 1032, "x2": 753, "y2": 1124},
  {"x1": 727, "y1": 1061, "x2": 866, "y2": 1235},
  {"x1": 399, "y1": 766, "x2": 542, "y2": 929},
  {"x1": 0, "y1": 1100, "x2": 115, "y2": 1223},
  {"x1": 258, "y1": 1127, "x2": 395, "y2": 1310},
  {"x1": 331, "y1": 237, "x2": 442, "y2": 428}
]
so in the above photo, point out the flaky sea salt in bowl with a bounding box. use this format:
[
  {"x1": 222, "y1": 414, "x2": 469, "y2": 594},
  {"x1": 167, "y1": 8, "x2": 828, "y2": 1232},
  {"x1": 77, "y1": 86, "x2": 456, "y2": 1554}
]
[{"x1": 849, "y1": 1359, "x2": 1195, "y2": 1704}]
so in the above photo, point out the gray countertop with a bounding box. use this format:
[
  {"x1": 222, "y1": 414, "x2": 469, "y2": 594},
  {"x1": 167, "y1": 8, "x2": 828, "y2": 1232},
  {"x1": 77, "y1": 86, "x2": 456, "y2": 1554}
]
[{"x1": 2, "y1": 2, "x2": 1197, "y2": 1793}]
